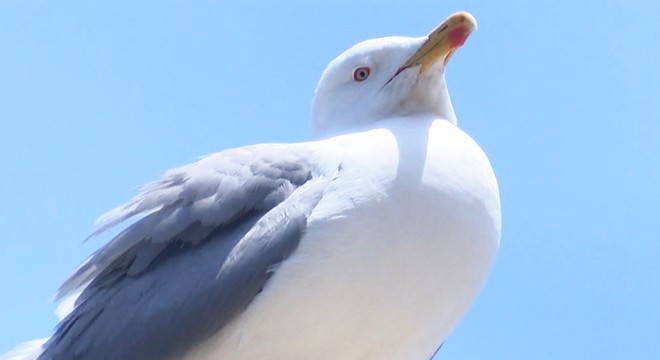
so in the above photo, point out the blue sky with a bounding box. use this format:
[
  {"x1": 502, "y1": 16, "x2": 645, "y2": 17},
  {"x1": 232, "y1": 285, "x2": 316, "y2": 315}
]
[{"x1": 1, "y1": 1, "x2": 659, "y2": 358}]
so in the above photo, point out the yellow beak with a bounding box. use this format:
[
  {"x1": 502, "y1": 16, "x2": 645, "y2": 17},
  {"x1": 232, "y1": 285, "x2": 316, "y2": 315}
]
[{"x1": 392, "y1": 11, "x2": 477, "y2": 80}]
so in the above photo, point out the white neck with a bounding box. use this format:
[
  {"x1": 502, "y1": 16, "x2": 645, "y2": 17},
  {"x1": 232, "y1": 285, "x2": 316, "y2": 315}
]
[{"x1": 310, "y1": 74, "x2": 457, "y2": 140}]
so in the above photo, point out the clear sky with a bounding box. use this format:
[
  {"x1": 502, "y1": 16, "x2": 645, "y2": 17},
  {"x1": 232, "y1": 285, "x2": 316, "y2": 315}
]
[{"x1": 1, "y1": 1, "x2": 658, "y2": 359}]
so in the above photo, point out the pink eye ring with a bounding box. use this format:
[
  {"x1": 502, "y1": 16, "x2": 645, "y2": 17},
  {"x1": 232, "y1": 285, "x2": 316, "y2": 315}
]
[{"x1": 353, "y1": 66, "x2": 371, "y2": 82}]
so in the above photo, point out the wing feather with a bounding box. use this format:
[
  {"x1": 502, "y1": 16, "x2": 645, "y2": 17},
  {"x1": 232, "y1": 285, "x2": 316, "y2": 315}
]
[{"x1": 39, "y1": 143, "x2": 338, "y2": 360}]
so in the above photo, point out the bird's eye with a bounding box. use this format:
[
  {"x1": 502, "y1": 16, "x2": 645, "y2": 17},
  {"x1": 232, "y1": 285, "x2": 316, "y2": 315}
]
[{"x1": 353, "y1": 66, "x2": 371, "y2": 82}]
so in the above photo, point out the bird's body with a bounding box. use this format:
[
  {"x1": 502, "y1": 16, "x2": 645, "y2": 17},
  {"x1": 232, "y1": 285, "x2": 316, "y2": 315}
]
[
  {"x1": 2, "y1": 11, "x2": 500, "y2": 360},
  {"x1": 186, "y1": 118, "x2": 499, "y2": 360}
]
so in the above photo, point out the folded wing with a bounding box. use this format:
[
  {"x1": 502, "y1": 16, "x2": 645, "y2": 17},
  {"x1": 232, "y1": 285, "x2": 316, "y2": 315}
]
[{"x1": 41, "y1": 143, "x2": 335, "y2": 360}]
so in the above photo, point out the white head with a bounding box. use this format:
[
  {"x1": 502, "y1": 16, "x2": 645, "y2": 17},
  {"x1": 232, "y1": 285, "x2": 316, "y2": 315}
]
[{"x1": 311, "y1": 12, "x2": 477, "y2": 138}]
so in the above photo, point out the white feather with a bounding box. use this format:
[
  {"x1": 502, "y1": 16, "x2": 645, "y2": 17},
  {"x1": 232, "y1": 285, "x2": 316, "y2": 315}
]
[{"x1": 0, "y1": 338, "x2": 47, "y2": 360}]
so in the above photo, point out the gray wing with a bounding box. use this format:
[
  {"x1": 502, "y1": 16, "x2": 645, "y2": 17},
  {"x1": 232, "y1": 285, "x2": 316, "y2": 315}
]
[{"x1": 38, "y1": 144, "x2": 334, "y2": 360}]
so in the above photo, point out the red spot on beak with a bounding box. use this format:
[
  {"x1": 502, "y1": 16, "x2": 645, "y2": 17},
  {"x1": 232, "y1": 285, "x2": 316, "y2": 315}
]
[{"x1": 447, "y1": 26, "x2": 470, "y2": 48}]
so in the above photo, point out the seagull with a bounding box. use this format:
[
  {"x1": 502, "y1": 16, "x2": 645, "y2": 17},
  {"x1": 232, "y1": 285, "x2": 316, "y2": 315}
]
[{"x1": 3, "y1": 11, "x2": 500, "y2": 360}]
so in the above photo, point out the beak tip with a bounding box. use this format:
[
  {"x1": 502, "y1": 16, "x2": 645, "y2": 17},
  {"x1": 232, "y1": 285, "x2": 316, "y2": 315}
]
[{"x1": 451, "y1": 11, "x2": 478, "y2": 31}]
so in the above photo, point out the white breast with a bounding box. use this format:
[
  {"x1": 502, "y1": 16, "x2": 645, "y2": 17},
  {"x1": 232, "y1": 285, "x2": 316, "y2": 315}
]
[{"x1": 184, "y1": 118, "x2": 501, "y2": 360}]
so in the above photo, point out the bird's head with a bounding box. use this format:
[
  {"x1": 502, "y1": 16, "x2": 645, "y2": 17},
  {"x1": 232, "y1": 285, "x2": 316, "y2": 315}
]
[{"x1": 311, "y1": 11, "x2": 477, "y2": 138}]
